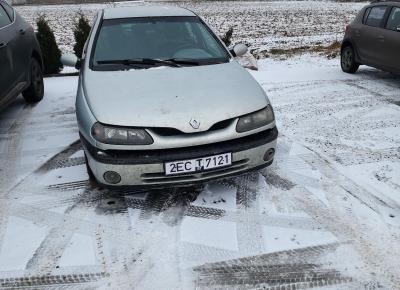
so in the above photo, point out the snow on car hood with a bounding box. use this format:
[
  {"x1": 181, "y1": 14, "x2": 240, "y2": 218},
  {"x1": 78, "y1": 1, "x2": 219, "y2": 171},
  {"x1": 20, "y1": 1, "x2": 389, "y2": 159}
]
[{"x1": 82, "y1": 61, "x2": 269, "y2": 133}]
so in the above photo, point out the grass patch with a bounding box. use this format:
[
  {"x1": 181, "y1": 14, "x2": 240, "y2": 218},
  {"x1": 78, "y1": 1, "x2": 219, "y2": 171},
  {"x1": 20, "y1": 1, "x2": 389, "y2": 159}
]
[{"x1": 255, "y1": 41, "x2": 342, "y2": 59}]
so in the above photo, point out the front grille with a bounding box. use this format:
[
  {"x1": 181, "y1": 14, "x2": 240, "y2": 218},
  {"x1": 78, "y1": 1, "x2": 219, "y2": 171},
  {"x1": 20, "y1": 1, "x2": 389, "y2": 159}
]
[
  {"x1": 209, "y1": 119, "x2": 234, "y2": 131},
  {"x1": 150, "y1": 118, "x2": 234, "y2": 136},
  {"x1": 141, "y1": 159, "x2": 249, "y2": 184},
  {"x1": 150, "y1": 127, "x2": 181, "y2": 136}
]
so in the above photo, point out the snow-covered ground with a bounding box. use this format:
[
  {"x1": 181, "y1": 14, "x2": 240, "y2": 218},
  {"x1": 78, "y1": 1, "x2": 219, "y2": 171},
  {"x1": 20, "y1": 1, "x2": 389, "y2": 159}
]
[
  {"x1": 0, "y1": 56, "x2": 399, "y2": 289},
  {"x1": 15, "y1": 0, "x2": 366, "y2": 54}
]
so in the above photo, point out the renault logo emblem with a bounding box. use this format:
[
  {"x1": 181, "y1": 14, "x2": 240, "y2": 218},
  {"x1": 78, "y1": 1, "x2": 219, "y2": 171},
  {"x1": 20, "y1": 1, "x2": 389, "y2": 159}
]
[{"x1": 189, "y1": 118, "x2": 200, "y2": 129}]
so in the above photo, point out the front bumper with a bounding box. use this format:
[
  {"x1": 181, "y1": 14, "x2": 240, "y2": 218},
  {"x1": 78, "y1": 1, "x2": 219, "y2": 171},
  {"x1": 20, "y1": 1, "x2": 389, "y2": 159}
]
[{"x1": 82, "y1": 127, "x2": 278, "y2": 188}]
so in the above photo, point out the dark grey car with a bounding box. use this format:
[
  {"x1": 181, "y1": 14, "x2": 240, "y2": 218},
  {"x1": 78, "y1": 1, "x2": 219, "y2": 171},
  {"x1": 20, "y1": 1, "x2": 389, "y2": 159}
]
[
  {"x1": 341, "y1": 0, "x2": 400, "y2": 74},
  {"x1": 0, "y1": 0, "x2": 44, "y2": 110}
]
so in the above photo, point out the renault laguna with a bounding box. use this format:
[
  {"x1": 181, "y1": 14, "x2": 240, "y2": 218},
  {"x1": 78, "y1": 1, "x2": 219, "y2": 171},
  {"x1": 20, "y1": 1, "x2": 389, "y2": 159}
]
[{"x1": 62, "y1": 6, "x2": 278, "y2": 188}]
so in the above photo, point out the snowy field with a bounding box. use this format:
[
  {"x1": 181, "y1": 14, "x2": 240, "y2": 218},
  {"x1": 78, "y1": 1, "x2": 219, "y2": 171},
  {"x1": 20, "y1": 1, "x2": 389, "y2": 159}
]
[
  {"x1": 15, "y1": 0, "x2": 367, "y2": 54},
  {"x1": 0, "y1": 56, "x2": 399, "y2": 289}
]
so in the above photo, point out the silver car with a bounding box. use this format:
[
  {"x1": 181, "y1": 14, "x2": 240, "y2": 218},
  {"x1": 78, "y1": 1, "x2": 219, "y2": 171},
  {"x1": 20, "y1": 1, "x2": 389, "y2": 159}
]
[{"x1": 62, "y1": 6, "x2": 278, "y2": 188}]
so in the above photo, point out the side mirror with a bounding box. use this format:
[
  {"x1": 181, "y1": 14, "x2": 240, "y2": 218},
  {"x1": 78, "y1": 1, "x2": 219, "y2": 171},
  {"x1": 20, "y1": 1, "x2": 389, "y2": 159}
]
[
  {"x1": 61, "y1": 53, "x2": 81, "y2": 70},
  {"x1": 230, "y1": 43, "x2": 248, "y2": 57}
]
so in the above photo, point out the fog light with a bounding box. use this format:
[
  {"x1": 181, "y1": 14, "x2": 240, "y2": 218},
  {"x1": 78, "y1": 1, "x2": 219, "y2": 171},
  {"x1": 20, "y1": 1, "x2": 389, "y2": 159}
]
[
  {"x1": 103, "y1": 171, "x2": 121, "y2": 184},
  {"x1": 263, "y1": 148, "x2": 275, "y2": 161}
]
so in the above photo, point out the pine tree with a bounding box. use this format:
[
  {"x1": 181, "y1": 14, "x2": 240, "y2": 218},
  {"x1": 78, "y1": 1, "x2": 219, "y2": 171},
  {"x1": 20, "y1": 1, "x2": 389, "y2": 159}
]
[
  {"x1": 221, "y1": 27, "x2": 234, "y2": 47},
  {"x1": 73, "y1": 12, "x2": 91, "y2": 59},
  {"x1": 36, "y1": 15, "x2": 62, "y2": 75}
]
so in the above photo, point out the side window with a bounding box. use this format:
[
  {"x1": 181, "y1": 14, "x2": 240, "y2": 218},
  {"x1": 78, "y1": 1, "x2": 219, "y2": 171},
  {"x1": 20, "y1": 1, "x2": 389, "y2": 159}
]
[
  {"x1": 0, "y1": 5, "x2": 11, "y2": 28},
  {"x1": 365, "y1": 6, "x2": 387, "y2": 27},
  {"x1": 1, "y1": 2, "x2": 14, "y2": 22},
  {"x1": 363, "y1": 8, "x2": 371, "y2": 24},
  {"x1": 386, "y1": 7, "x2": 400, "y2": 31}
]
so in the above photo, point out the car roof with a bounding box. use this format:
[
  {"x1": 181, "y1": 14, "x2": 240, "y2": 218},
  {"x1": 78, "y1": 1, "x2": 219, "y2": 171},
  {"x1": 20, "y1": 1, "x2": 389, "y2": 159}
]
[
  {"x1": 370, "y1": 0, "x2": 400, "y2": 5},
  {"x1": 103, "y1": 6, "x2": 196, "y2": 19}
]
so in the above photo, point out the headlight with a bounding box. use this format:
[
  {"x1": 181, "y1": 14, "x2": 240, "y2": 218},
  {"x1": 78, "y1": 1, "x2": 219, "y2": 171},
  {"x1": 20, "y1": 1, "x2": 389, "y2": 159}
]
[
  {"x1": 91, "y1": 123, "x2": 153, "y2": 145},
  {"x1": 236, "y1": 106, "x2": 275, "y2": 133}
]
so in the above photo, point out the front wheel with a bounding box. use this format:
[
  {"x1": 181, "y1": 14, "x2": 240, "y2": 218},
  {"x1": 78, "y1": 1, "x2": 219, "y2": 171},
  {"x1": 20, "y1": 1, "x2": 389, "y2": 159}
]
[
  {"x1": 341, "y1": 46, "x2": 359, "y2": 74},
  {"x1": 22, "y1": 58, "x2": 44, "y2": 103}
]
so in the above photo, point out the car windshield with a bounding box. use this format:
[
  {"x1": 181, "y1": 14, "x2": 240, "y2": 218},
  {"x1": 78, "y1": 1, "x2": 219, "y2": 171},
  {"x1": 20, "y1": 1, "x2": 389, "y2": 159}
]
[{"x1": 91, "y1": 16, "x2": 230, "y2": 70}]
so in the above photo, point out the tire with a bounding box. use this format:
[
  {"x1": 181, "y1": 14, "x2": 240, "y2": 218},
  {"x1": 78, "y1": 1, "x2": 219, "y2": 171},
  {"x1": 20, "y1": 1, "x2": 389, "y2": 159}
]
[
  {"x1": 22, "y1": 58, "x2": 44, "y2": 103},
  {"x1": 341, "y1": 45, "x2": 359, "y2": 74}
]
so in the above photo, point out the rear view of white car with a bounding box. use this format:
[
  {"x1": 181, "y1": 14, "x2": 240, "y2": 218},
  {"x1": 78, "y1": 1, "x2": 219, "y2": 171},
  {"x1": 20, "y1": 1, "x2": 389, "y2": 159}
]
[{"x1": 62, "y1": 6, "x2": 278, "y2": 188}]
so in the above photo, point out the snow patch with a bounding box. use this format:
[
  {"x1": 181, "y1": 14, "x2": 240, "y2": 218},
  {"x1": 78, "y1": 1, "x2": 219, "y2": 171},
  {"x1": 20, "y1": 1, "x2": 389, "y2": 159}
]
[
  {"x1": 0, "y1": 217, "x2": 48, "y2": 271},
  {"x1": 180, "y1": 216, "x2": 238, "y2": 251},
  {"x1": 58, "y1": 233, "x2": 98, "y2": 267},
  {"x1": 262, "y1": 226, "x2": 337, "y2": 254}
]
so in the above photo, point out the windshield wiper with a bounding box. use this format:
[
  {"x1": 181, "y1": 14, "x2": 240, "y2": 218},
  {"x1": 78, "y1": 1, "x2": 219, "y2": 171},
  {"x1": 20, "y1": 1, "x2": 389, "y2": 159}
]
[
  {"x1": 164, "y1": 58, "x2": 201, "y2": 66},
  {"x1": 97, "y1": 58, "x2": 181, "y2": 68},
  {"x1": 167, "y1": 58, "x2": 229, "y2": 66}
]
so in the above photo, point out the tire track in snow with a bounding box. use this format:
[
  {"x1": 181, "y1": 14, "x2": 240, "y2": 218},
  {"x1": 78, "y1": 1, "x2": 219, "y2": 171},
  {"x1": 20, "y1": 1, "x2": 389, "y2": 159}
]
[
  {"x1": 3, "y1": 200, "x2": 124, "y2": 243},
  {"x1": 95, "y1": 195, "x2": 139, "y2": 290},
  {"x1": 275, "y1": 137, "x2": 400, "y2": 287},
  {"x1": 233, "y1": 173, "x2": 266, "y2": 255},
  {"x1": 101, "y1": 187, "x2": 209, "y2": 289},
  {"x1": 98, "y1": 188, "x2": 193, "y2": 289},
  {"x1": 290, "y1": 184, "x2": 399, "y2": 288},
  {"x1": 44, "y1": 157, "x2": 86, "y2": 171},
  {"x1": 0, "y1": 140, "x2": 91, "y2": 273},
  {"x1": 262, "y1": 136, "x2": 397, "y2": 286},
  {"x1": 0, "y1": 104, "x2": 35, "y2": 259},
  {"x1": 47, "y1": 180, "x2": 90, "y2": 191},
  {"x1": 35, "y1": 140, "x2": 82, "y2": 173},
  {"x1": 0, "y1": 272, "x2": 106, "y2": 289},
  {"x1": 341, "y1": 79, "x2": 399, "y2": 100},
  {"x1": 193, "y1": 243, "x2": 353, "y2": 289},
  {"x1": 302, "y1": 145, "x2": 400, "y2": 212},
  {"x1": 124, "y1": 184, "x2": 319, "y2": 230},
  {"x1": 25, "y1": 194, "x2": 95, "y2": 276}
]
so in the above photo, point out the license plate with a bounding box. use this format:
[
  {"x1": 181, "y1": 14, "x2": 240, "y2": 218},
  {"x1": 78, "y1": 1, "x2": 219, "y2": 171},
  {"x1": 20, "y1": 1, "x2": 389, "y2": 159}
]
[{"x1": 165, "y1": 153, "x2": 232, "y2": 176}]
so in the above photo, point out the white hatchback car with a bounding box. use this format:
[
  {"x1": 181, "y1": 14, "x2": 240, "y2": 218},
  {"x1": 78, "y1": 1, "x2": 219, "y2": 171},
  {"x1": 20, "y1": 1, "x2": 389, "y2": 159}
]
[{"x1": 62, "y1": 6, "x2": 278, "y2": 188}]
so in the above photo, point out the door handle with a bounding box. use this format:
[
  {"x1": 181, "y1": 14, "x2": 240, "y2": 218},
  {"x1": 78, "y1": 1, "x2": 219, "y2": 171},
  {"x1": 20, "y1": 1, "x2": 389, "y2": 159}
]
[
  {"x1": 19, "y1": 29, "x2": 26, "y2": 35},
  {"x1": 0, "y1": 42, "x2": 7, "y2": 49},
  {"x1": 378, "y1": 35, "x2": 385, "y2": 42}
]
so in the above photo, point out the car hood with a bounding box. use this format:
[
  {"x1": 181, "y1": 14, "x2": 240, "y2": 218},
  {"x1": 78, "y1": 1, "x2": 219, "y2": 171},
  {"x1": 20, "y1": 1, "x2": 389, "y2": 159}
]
[{"x1": 83, "y1": 61, "x2": 269, "y2": 133}]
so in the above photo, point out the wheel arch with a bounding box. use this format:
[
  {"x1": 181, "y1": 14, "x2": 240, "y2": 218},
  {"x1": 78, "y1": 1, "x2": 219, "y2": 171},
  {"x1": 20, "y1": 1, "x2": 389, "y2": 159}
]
[{"x1": 341, "y1": 39, "x2": 361, "y2": 64}]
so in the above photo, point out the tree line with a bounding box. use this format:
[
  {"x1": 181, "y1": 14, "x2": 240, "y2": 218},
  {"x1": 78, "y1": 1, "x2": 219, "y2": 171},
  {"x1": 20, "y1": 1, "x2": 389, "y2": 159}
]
[{"x1": 36, "y1": 12, "x2": 90, "y2": 75}]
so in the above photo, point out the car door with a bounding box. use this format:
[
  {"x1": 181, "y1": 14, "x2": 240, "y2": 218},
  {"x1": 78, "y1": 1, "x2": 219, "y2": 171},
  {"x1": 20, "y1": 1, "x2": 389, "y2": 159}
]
[
  {"x1": 0, "y1": 4, "x2": 13, "y2": 100},
  {"x1": 356, "y1": 6, "x2": 389, "y2": 65},
  {"x1": 381, "y1": 6, "x2": 400, "y2": 72},
  {"x1": 2, "y1": 2, "x2": 30, "y2": 84}
]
